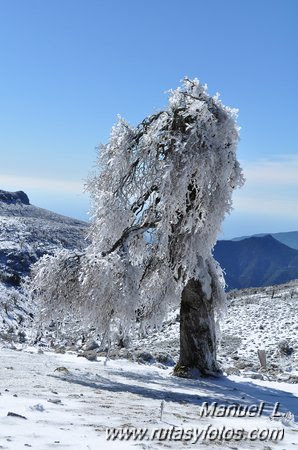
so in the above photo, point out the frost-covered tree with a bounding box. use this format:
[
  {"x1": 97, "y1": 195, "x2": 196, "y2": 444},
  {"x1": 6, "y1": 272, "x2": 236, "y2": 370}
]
[{"x1": 31, "y1": 78, "x2": 244, "y2": 376}]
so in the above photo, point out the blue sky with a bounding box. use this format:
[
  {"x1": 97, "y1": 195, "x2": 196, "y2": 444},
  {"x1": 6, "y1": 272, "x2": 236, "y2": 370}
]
[{"x1": 0, "y1": 0, "x2": 297, "y2": 238}]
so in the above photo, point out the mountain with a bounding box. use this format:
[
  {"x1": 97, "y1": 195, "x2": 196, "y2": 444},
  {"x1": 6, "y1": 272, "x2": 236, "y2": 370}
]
[
  {"x1": 232, "y1": 231, "x2": 298, "y2": 250},
  {"x1": 0, "y1": 189, "x2": 89, "y2": 342},
  {"x1": 0, "y1": 189, "x2": 88, "y2": 286},
  {"x1": 214, "y1": 234, "x2": 298, "y2": 290}
]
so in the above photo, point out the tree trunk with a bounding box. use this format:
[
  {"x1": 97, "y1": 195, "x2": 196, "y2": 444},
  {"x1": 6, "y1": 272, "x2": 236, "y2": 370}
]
[{"x1": 174, "y1": 278, "x2": 221, "y2": 377}]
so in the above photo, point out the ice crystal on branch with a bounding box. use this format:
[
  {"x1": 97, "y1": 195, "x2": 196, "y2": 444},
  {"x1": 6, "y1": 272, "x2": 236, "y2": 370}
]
[{"x1": 30, "y1": 78, "x2": 244, "y2": 343}]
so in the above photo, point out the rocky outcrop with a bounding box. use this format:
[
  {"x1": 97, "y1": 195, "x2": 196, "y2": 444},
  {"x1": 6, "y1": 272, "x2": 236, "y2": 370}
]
[{"x1": 0, "y1": 190, "x2": 30, "y2": 205}]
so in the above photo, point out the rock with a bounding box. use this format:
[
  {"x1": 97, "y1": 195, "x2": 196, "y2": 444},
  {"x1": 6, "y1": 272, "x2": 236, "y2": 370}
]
[
  {"x1": 224, "y1": 367, "x2": 241, "y2": 376},
  {"x1": 277, "y1": 373, "x2": 291, "y2": 382},
  {"x1": 83, "y1": 340, "x2": 99, "y2": 351},
  {"x1": 155, "y1": 363, "x2": 168, "y2": 370},
  {"x1": 235, "y1": 359, "x2": 253, "y2": 370},
  {"x1": 96, "y1": 351, "x2": 108, "y2": 358},
  {"x1": 155, "y1": 353, "x2": 175, "y2": 365},
  {"x1": 18, "y1": 331, "x2": 26, "y2": 343},
  {"x1": 48, "y1": 398, "x2": 62, "y2": 405},
  {"x1": 136, "y1": 351, "x2": 154, "y2": 363},
  {"x1": 248, "y1": 373, "x2": 264, "y2": 380},
  {"x1": 288, "y1": 375, "x2": 298, "y2": 384},
  {"x1": 78, "y1": 350, "x2": 97, "y2": 361},
  {"x1": 118, "y1": 349, "x2": 133, "y2": 359},
  {"x1": 278, "y1": 340, "x2": 294, "y2": 356},
  {"x1": 0, "y1": 190, "x2": 30, "y2": 205},
  {"x1": 54, "y1": 347, "x2": 66, "y2": 354},
  {"x1": 54, "y1": 367, "x2": 70, "y2": 374},
  {"x1": 30, "y1": 404, "x2": 45, "y2": 412},
  {"x1": 7, "y1": 411, "x2": 27, "y2": 419},
  {"x1": 105, "y1": 349, "x2": 118, "y2": 358}
]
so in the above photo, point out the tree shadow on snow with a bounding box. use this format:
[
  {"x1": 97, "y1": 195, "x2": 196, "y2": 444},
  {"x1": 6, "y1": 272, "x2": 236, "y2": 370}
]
[{"x1": 50, "y1": 363, "x2": 298, "y2": 420}]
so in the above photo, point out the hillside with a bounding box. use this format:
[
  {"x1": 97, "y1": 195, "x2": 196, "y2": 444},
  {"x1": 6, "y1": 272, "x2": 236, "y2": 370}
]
[
  {"x1": 0, "y1": 189, "x2": 88, "y2": 342},
  {"x1": 0, "y1": 189, "x2": 88, "y2": 286},
  {"x1": 214, "y1": 235, "x2": 298, "y2": 290},
  {"x1": 127, "y1": 280, "x2": 298, "y2": 383}
]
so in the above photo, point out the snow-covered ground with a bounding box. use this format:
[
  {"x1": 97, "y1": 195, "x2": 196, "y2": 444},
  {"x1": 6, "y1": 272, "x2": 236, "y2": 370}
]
[
  {"x1": 127, "y1": 281, "x2": 298, "y2": 383},
  {"x1": 1, "y1": 280, "x2": 297, "y2": 381},
  {"x1": 0, "y1": 345, "x2": 297, "y2": 449},
  {"x1": 220, "y1": 283, "x2": 298, "y2": 380}
]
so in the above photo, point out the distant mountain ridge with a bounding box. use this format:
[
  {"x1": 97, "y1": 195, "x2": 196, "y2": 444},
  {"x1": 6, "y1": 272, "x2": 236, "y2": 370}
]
[
  {"x1": 214, "y1": 234, "x2": 298, "y2": 290},
  {"x1": 232, "y1": 231, "x2": 298, "y2": 250}
]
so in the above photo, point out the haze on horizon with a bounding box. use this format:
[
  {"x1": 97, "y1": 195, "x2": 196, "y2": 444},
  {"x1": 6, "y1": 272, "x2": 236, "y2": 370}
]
[{"x1": 0, "y1": 0, "x2": 297, "y2": 239}]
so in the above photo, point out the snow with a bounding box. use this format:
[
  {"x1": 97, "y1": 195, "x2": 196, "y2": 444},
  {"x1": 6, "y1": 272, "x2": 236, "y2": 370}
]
[
  {"x1": 0, "y1": 347, "x2": 297, "y2": 449},
  {"x1": 0, "y1": 203, "x2": 87, "y2": 254},
  {"x1": 0, "y1": 192, "x2": 88, "y2": 343},
  {"x1": 219, "y1": 283, "x2": 298, "y2": 377},
  {"x1": 34, "y1": 78, "x2": 244, "y2": 344},
  {"x1": 128, "y1": 281, "x2": 298, "y2": 383},
  {"x1": 0, "y1": 190, "x2": 297, "y2": 448},
  {"x1": 0, "y1": 278, "x2": 297, "y2": 448},
  {"x1": 0, "y1": 197, "x2": 87, "y2": 286}
]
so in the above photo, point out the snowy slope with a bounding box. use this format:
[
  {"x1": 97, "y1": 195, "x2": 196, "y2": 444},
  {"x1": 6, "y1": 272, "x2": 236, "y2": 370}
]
[
  {"x1": 0, "y1": 346, "x2": 297, "y2": 449},
  {"x1": 20, "y1": 279, "x2": 298, "y2": 387},
  {"x1": 124, "y1": 280, "x2": 298, "y2": 383},
  {"x1": 0, "y1": 189, "x2": 88, "y2": 342},
  {"x1": 0, "y1": 190, "x2": 88, "y2": 284}
]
